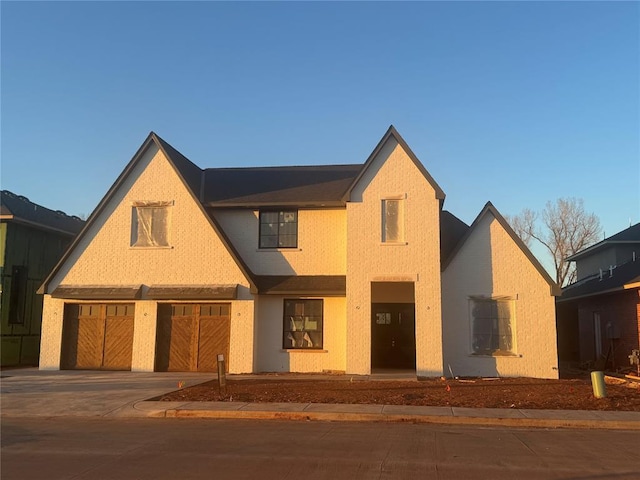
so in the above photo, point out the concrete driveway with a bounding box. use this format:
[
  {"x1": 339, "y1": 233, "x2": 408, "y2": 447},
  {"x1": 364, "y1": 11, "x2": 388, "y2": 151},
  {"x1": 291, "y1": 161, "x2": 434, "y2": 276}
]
[{"x1": 1, "y1": 368, "x2": 215, "y2": 417}]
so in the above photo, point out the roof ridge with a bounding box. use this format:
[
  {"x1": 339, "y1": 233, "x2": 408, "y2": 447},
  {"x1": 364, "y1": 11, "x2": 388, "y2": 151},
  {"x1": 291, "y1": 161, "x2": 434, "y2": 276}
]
[{"x1": 204, "y1": 163, "x2": 362, "y2": 172}]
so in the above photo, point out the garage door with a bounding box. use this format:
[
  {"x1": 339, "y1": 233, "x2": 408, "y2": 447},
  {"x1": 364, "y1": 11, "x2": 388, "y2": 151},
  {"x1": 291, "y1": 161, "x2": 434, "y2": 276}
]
[
  {"x1": 155, "y1": 304, "x2": 231, "y2": 372},
  {"x1": 61, "y1": 304, "x2": 134, "y2": 370}
]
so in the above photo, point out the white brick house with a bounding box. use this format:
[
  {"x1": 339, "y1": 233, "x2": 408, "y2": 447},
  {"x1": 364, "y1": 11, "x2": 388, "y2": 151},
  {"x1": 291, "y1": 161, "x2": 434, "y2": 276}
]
[{"x1": 38, "y1": 126, "x2": 561, "y2": 378}]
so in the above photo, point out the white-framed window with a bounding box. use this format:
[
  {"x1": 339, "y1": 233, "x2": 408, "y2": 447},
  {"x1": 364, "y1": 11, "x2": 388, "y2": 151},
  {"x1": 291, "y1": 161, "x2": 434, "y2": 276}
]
[
  {"x1": 283, "y1": 299, "x2": 323, "y2": 349},
  {"x1": 470, "y1": 296, "x2": 515, "y2": 355},
  {"x1": 131, "y1": 201, "x2": 172, "y2": 247},
  {"x1": 382, "y1": 198, "x2": 404, "y2": 243}
]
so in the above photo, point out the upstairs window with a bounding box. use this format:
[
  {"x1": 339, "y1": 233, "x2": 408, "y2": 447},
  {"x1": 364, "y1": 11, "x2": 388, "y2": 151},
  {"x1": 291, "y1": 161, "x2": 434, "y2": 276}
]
[
  {"x1": 470, "y1": 297, "x2": 515, "y2": 355},
  {"x1": 283, "y1": 299, "x2": 323, "y2": 349},
  {"x1": 259, "y1": 210, "x2": 298, "y2": 248},
  {"x1": 382, "y1": 198, "x2": 404, "y2": 243},
  {"x1": 131, "y1": 201, "x2": 172, "y2": 247}
]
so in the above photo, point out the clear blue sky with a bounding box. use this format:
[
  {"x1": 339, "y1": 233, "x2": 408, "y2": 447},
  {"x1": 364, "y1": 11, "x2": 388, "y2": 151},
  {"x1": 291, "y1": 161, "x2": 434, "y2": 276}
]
[{"x1": 2, "y1": 1, "x2": 639, "y2": 265}]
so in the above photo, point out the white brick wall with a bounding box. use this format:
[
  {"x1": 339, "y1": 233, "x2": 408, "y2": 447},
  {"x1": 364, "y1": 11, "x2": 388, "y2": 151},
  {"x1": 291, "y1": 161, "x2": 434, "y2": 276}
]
[
  {"x1": 254, "y1": 295, "x2": 347, "y2": 372},
  {"x1": 213, "y1": 208, "x2": 346, "y2": 275},
  {"x1": 346, "y1": 138, "x2": 443, "y2": 376},
  {"x1": 47, "y1": 145, "x2": 249, "y2": 290},
  {"x1": 40, "y1": 145, "x2": 254, "y2": 372},
  {"x1": 442, "y1": 212, "x2": 559, "y2": 379}
]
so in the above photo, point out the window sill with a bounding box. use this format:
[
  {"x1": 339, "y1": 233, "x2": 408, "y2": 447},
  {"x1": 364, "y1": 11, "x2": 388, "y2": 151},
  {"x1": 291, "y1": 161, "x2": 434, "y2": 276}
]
[
  {"x1": 469, "y1": 352, "x2": 521, "y2": 358},
  {"x1": 130, "y1": 246, "x2": 173, "y2": 250},
  {"x1": 380, "y1": 242, "x2": 408, "y2": 246},
  {"x1": 257, "y1": 248, "x2": 302, "y2": 252},
  {"x1": 281, "y1": 349, "x2": 328, "y2": 353}
]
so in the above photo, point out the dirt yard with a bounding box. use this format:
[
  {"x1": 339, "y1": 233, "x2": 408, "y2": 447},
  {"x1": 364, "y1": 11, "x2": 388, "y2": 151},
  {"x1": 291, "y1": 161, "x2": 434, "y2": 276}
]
[{"x1": 157, "y1": 375, "x2": 640, "y2": 411}]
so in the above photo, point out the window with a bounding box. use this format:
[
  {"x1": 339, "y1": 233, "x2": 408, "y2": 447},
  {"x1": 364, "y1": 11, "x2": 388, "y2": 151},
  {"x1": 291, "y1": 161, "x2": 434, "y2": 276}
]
[
  {"x1": 283, "y1": 299, "x2": 323, "y2": 349},
  {"x1": 131, "y1": 202, "x2": 171, "y2": 247},
  {"x1": 259, "y1": 210, "x2": 298, "y2": 248},
  {"x1": 8, "y1": 265, "x2": 28, "y2": 325},
  {"x1": 470, "y1": 297, "x2": 515, "y2": 355},
  {"x1": 382, "y1": 199, "x2": 404, "y2": 243}
]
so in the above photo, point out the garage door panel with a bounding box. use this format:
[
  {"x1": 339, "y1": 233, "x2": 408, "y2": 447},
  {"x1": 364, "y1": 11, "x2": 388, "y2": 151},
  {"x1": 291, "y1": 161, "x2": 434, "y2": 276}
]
[
  {"x1": 198, "y1": 317, "x2": 230, "y2": 372},
  {"x1": 75, "y1": 318, "x2": 104, "y2": 369},
  {"x1": 103, "y1": 317, "x2": 134, "y2": 370},
  {"x1": 156, "y1": 304, "x2": 231, "y2": 372},
  {"x1": 168, "y1": 318, "x2": 196, "y2": 371},
  {"x1": 61, "y1": 303, "x2": 134, "y2": 371}
]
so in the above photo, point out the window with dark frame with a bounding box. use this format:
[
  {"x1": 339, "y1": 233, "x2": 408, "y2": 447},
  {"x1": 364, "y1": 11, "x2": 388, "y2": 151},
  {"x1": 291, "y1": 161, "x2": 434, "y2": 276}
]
[
  {"x1": 259, "y1": 210, "x2": 298, "y2": 248},
  {"x1": 470, "y1": 297, "x2": 515, "y2": 355},
  {"x1": 283, "y1": 299, "x2": 323, "y2": 349},
  {"x1": 8, "y1": 265, "x2": 28, "y2": 325}
]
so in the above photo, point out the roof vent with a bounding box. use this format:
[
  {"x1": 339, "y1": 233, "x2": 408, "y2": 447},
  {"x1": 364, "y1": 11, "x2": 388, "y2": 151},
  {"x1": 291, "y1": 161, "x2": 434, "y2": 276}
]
[
  {"x1": 599, "y1": 269, "x2": 603, "y2": 281},
  {"x1": 609, "y1": 265, "x2": 613, "y2": 278}
]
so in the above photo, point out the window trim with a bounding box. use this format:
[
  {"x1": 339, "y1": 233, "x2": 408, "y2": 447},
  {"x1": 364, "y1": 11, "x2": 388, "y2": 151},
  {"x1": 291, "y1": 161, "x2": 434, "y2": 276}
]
[
  {"x1": 282, "y1": 298, "x2": 323, "y2": 350},
  {"x1": 259, "y1": 210, "x2": 298, "y2": 249},
  {"x1": 468, "y1": 295, "x2": 517, "y2": 356}
]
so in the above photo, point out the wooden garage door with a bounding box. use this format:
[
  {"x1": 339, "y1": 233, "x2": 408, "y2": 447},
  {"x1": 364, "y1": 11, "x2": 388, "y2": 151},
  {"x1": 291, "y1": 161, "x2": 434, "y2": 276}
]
[
  {"x1": 155, "y1": 304, "x2": 231, "y2": 372},
  {"x1": 61, "y1": 304, "x2": 134, "y2": 370}
]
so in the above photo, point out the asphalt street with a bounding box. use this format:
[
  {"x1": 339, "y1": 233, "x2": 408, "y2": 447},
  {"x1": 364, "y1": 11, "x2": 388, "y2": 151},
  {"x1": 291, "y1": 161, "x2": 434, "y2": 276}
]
[{"x1": 2, "y1": 417, "x2": 639, "y2": 480}]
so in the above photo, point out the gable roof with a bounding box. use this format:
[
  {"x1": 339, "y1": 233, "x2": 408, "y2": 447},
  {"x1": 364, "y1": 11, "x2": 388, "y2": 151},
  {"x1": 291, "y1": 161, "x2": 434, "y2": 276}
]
[
  {"x1": 342, "y1": 125, "x2": 445, "y2": 202},
  {"x1": 38, "y1": 132, "x2": 257, "y2": 295},
  {"x1": 441, "y1": 202, "x2": 561, "y2": 296},
  {"x1": 558, "y1": 259, "x2": 640, "y2": 302},
  {"x1": 203, "y1": 164, "x2": 361, "y2": 207},
  {"x1": 440, "y1": 210, "x2": 469, "y2": 266},
  {"x1": 567, "y1": 223, "x2": 640, "y2": 262},
  {"x1": 1, "y1": 190, "x2": 84, "y2": 236}
]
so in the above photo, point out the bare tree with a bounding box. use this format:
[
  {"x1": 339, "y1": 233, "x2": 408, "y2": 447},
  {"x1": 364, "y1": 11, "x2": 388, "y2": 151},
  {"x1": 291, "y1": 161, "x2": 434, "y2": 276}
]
[{"x1": 506, "y1": 198, "x2": 601, "y2": 287}]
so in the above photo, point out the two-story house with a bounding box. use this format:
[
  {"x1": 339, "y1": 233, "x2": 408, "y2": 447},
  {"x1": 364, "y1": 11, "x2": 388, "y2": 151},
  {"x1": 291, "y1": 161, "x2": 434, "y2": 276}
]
[
  {"x1": 38, "y1": 126, "x2": 560, "y2": 378},
  {"x1": 1, "y1": 190, "x2": 84, "y2": 366},
  {"x1": 557, "y1": 223, "x2": 640, "y2": 371}
]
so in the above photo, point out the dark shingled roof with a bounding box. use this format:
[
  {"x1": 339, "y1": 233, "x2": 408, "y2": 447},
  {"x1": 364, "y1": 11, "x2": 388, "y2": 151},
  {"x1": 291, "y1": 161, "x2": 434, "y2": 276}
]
[
  {"x1": 440, "y1": 210, "x2": 469, "y2": 267},
  {"x1": 254, "y1": 275, "x2": 346, "y2": 295},
  {"x1": 147, "y1": 284, "x2": 238, "y2": 300},
  {"x1": 558, "y1": 259, "x2": 640, "y2": 302},
  {"x1": 154, "y1": 135, "x2": 203, "y2": 200},
  {"x1": 0, "y1": 190, "x2": 85, "y2": 236},
  {"x1": 202, "y1": 165, "x2": 362, "y2": 207},
  {"x1": 51, "y1": 285, "x2": 142, "y2": 300},
  {"x1": 567, "y1": 223, "x2": 640, "y2": 261}
]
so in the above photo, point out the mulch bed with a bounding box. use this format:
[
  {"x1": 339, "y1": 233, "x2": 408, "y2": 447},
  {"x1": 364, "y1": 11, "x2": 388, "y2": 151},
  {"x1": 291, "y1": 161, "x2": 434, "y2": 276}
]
[{"x1": 155, "y1": 376, "x2": 640, "y2": 411}]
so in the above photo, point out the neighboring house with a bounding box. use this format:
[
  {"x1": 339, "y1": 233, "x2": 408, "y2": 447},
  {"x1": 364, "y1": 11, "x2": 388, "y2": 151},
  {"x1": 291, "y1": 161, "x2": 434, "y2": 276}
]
[
  {"x1": 1, "y1": 190, "x2": 84, "y2": 366},
  {"x1": 557, "y1": 223, "x2": 640, "y2": 371},
  {"x1": 38, "y1": 126, "x2": 560, "y2": 378}
]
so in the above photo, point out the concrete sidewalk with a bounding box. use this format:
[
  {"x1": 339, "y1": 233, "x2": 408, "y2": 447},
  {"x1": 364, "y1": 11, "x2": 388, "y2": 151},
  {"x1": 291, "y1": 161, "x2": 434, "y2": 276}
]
[{"x1": 2, "y1": 368, "x2": 639, "y2": 430}]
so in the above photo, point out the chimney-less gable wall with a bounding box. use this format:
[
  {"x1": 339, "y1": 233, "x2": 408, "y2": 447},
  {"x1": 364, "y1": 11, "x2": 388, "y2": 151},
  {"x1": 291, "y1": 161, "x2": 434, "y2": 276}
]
[
  {"x1": 346, "y1": 138, "x2": 443, "y2": 376},
  {"x1": 442, "y1": 213, "x2": 558, "y2": 379}
]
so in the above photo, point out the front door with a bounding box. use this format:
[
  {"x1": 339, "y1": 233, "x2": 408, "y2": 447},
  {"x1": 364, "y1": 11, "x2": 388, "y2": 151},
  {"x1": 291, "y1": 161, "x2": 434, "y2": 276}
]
[{"x1": 371, "y1": 303, "x2": 416, "y2": 369}]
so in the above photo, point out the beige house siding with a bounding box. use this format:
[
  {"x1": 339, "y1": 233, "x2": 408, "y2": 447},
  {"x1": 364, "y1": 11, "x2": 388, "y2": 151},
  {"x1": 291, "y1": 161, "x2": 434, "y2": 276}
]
[
  {"x1": 441, "y1": 212, "x2": 558, "y2": 379},
  {"x1": 254, "y1": 296, "x2": 346, "y2": 372},
  {"x1": 346, "y1": 138, "x2": 443, "y2": 376},
  {"x1": 213, "y1": 208, "x2": 346, "y2": 275}
]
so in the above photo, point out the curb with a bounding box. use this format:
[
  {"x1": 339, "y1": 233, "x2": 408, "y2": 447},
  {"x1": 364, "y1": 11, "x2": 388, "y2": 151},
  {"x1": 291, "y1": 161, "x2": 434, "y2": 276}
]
[{"x1": 160, "y1": 408, "x2": 640, "y2": 430}]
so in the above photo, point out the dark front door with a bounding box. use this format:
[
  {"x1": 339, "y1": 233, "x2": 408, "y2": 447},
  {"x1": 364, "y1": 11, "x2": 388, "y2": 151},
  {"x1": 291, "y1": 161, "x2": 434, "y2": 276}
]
[{"x1": 371, "y1": 303, "x2": 416, "y2": 369}]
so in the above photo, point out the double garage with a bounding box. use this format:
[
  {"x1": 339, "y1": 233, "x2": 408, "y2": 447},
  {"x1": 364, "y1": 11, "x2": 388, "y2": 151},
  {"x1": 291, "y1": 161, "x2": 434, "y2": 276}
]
[{"x1": 60, "y1": 303, "x2": 231, "y2": 372}]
